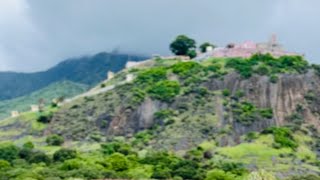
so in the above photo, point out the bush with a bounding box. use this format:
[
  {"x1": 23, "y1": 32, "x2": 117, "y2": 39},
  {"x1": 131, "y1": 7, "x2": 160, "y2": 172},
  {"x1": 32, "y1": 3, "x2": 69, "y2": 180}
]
[
  {"x1": 255, "y1": 64, "x2": 270, "y2": 75},
  {"x1": 245, "y1": 132, "x2": 259, "y2": 142},
  {"x1": 0, "y1": 144, "x2": 19, "y2": 162},
  {"x1": 262, "y1": 127, "x2": 298, "y2": 149},
  {"x1": 0, "y1": 160, "x2": 10, "y2": 170},
  {"x1": 108, "y1": 153, "x2": 129, "y2": 171},
  {"x1": 23, "y1": 142, "x2": 34, "y2": 149},
  {"x1": 28, "y1": 151, "x2": 51, "y2": 164},
  {"x1": 187, "y1": 50, "x2": 197, "y2": 59},
  {"x1": 53, "y1": 149, "x2": 77, "y2": 162},
  {"x1": 205, "y1": 169, "x2": 235, "y2": 180},
  {"x1": 136, "y1": 67, "x2": 167, "y2": 85},
  {"x1": 46, "y1": 135, "x2": 64, "y2": 146},
  {"x1": 269, "y1": 74, "x2": 278, "y2": 83},
  {"x1": 101, "y1": 142, "x2": 132, "y2": 156},
  {"x1": 37, "y1": 112, "x2": 53, "y2": 123},
  {"x1": 148, "y1": 80, "x2": 180, "y2": 102},
  {"x1": 171, "y1": 61, "x2": 203, "y2": 78},
  {"x1": 222, "y1": 89, "x2": 231, "y2": 97},
  {"x1": 259, "y1": 108, "x2": 273, "y2": 119}
]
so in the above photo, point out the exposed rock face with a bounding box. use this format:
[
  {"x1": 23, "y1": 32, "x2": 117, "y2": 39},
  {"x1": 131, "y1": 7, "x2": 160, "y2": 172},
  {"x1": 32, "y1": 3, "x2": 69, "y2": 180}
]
[{"x1": 50, "y1": 71, "x2": 320, "y2": 148}]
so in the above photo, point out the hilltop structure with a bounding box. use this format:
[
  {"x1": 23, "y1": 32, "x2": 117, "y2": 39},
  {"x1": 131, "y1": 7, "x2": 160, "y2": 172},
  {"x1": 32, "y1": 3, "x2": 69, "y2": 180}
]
[{"x1": 196, "y1": 35, "x2": 302, "y2": 60}]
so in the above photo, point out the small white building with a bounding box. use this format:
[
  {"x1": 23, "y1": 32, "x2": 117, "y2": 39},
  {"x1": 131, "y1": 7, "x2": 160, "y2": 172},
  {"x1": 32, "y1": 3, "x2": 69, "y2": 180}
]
[
  {"x1": 31, "y1": 105, "x2": 40, "y2": 112},
  {"x1": 107, "y1": 71, "x2": 114, "y2": 80},
  {"x1": 126, "y1": 74, "x2": 135, "y2": 82},
  {"x1": 11, "y1": 111, "x2": 20, "y2": 118}
]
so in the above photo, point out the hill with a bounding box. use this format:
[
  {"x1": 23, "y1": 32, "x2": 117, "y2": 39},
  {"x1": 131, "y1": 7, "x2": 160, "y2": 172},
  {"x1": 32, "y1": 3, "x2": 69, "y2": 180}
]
[
  {"x1": 0, "y1": 52, "x2": 148, "y2": 101},
  {"x1": 0, "y1": 55, "x2": 320, "y2": 179},
  {"x1": 0, "y1": 81, "x2": 89, "y2": 120}
]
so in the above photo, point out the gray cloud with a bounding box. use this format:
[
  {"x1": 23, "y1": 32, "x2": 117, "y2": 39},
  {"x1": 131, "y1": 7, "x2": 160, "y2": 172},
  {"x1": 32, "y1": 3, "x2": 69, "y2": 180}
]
[{"x1": 0, "y1": 0, "x2": 319, "y2": 72}]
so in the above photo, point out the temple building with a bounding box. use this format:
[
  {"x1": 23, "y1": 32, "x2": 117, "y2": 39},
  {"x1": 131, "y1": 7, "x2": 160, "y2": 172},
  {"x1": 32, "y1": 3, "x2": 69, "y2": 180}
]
[{"x1": 196, "y1": 35, "x2": 302, "y2": 60}]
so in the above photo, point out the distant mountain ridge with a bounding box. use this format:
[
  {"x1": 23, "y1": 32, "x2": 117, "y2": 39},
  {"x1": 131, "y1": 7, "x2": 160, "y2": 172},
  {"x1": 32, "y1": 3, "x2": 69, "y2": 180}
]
[{"x1": 0, "y1": 52, "x2": 148, "y2": 101}]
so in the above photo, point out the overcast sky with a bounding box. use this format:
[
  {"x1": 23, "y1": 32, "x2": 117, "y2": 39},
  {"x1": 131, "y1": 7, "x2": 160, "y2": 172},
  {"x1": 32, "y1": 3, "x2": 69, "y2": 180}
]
[{"x1": 0, "y1": 0, "x2": 319, "y2": 72}]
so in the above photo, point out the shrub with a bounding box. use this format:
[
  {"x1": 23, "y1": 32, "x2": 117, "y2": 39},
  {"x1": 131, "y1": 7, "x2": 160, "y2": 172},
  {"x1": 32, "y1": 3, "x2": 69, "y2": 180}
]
[
  {"x1": 0, "y1": 160, "x2": 10, "y2": 170},
  {"x1": 101, "y1": 142, "x2": 132, "y2": 155},
  {"x1": 222, "y1": 89, "x2": 231, "y2": 97},
  {"x1": 136, "y1": 67, "x2": 167, "y2": 85},
  {"x1": 245, "y1": 132, "x2": 259, "y2": 142},
  {"x1": 255, "y1": 64, "x2": 270, "y2": 75},
  {"x1": 154, "y1": 109, "x2": 175, "y2": 120},
  {"x1": 108, "y1": 153, "x2": 129, "y2": 171},
  {"x1": 28, "y1": 151, "x2": 51, "y2": 164},
  {"x1": 259, "y1": 108, "x2": 273, "y2": 119},
  {"x1": 152, "y1": 166, "x2": 172, "y2": 179},
  {"x1": 205, "y1": 169, "x2": 235, "y2": 180},
  {"x1": 148, "y1": 80, "x2": 180, "y2": 102},
  {"x1": 226, "y1": 58, "x2": 253, "y2": 78},
  {"x1": 53, "y1": 149, "x2": 77, "y2": 162},
  {"x1": 269, "y1": 74, "x2": 278, "y2": 83},
  {"x1": 23, "y1": 142, "x2": 34, "y2": 149},
  {"x1": 0, "y1": 144, "x2": 19, "y2": 162},
  {"x1": 262, "y1": 127, "x2": 298, "y2": 149},
  {"x1": 187, "y1": 50, "x2": 197, "y2": 59},
  {"x1": 37, "y1": 112, "x2": 53, "y2": 123},
  {"x1": 171, "y1": 61, "x2": 203, "y2": 78},
  {"x1": 46, "y1": 135, "x2": 64, "y2": 146}
]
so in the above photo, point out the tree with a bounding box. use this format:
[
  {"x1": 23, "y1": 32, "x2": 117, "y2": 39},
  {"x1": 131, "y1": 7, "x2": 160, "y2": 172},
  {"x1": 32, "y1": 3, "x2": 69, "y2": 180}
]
[
  {"x1": 200, "y1": 42, "x2": 215, "y2": 53},
  {"x1": 170, "y1": 35, "x2": 196, "y2": 57},
  {"x1": 53, "y1": 149, "x2": 77, "y2": 162},
  {"x1": 46, "y1": 134, "x2": 64, "y2": 146}
]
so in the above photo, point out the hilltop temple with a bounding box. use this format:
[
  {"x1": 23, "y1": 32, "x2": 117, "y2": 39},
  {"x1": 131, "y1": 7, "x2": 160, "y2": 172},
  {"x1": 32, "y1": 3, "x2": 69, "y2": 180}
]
[{"x1": 196, "y1": 35, "x2": 302, "y2": 60}]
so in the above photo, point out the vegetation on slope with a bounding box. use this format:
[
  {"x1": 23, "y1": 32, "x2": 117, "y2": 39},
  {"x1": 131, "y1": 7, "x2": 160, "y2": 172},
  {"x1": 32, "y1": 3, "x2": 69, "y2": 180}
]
[
  {"x1": 0, "y1": 52, "x2": 148, "y2": 101},
  {"x1": 0, "y1": 55, "x2": 320, "y2": 179},
  {"x1": 0, "y1": 81, "x2": 88, "y2": 120}
]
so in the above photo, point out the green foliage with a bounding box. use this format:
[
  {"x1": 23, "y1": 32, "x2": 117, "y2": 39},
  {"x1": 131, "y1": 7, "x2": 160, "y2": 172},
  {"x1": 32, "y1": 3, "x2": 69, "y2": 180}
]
[
  {"x1": 226, "y1": 58, "x2": 254, "y2": 78},
  {"x1": 101, "y1": 142, "x2": 132, "y2": 155},
  {"x1": 37, "y1": 112, "x2": 53, "y2": 123},
  {"x1": 136, "y1": 67, "x2": 167, "y2": 85},
  {"x1": 262, "y1": 127, "x2": 298, "y2": 149},
  {"x1": 46, "y1": 134, "x2": 64, "y2": 146},
  {"x1": 108, "y1": 153, "x2": 129, "y2": 171},
  {"x1": 287, "y1": 174, "x2": 320, "y2": 180},
  {"x1": 0, "y1": 160, "x2": 10, "y2": 169},
  {"x1": 245, "y1": 132, "x2": 259, "y2": 142},
  {"x1": 231, "y1": 101, "x2": 273, "y2": 125},
  {"x1": 205, "y1": 169, "x2": 235, "y2": 180},
  {"x1": 23, "y1": 142, "x2": 35, "y2": 149},
  {"x1": 270, "y1": 74, "x2": 279, "y2": 83},
  {"x1": 154, "y1": 109, "x2": 175, "y2": 120},
  {"x1": 170, "y1": 35, "x2": 196, "y2": 56},
  {"x1": 255, "y1": 64, "x2": 271, "y2": 75},
  {"x1": 200, "y1": 42, "x2": 215, "y2": 53},
  {"x1": 187, "y1": 49, "x2": 197, "y2": 59},
  {"x1": 0, "y1": 143, "x2": 19, "y2": 162},
  {"x1": 53, "y1": 149, "x2": 77, "y2": 162},
  {"x1": 226, "y1": 54, "x2": 309, "y2": 78},
  {"x1": 222, "y1": 89, "x2": 231, "y2": 97},
  {"x1": 0, "y1": 81, "x2": 88, "y2": 120},
  {"x1": 28, "y1": 151, "x2": 51, "y2": 164},
  {"x1": 171, "y1": 61, "x2": 203, "y2": 78},
  {"x1": 148, "y1": 80, "x2": 180, "y2": 102}
]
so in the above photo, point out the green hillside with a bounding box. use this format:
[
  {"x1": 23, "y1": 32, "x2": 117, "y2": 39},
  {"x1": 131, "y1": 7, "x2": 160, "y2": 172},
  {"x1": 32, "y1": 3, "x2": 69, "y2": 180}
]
[
  {"x1": 0, "y1": 56, "x2": 320, "y2": 179},
  {"x1": 0, "y1": 81, "x2": 88, "y2": 120}
]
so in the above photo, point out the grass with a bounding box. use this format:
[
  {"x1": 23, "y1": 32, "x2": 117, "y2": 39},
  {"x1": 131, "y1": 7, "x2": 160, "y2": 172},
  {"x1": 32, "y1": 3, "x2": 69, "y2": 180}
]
[{"x1": 0, "y1": 81, "x2": 88, "y2": 120}]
